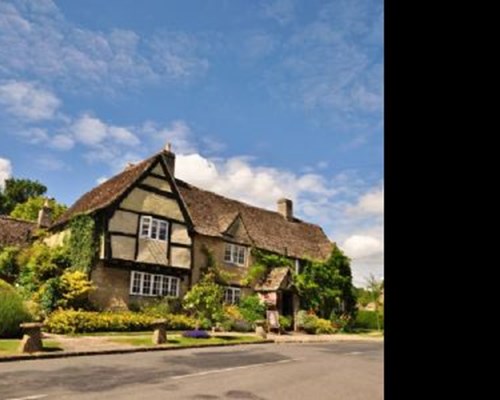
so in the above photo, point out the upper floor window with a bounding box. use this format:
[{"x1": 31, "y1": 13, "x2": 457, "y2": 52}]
[
  {"x1": 224, "y1": 243, "x2": 246, "y2": 266},
  {"x1": 224, "y1": 287, "x2": 241, "y2": 304},
  {"x1": 140, "y1": 216, "x2": 168, "y2": 241},
  {"x1": 130, "y1": 270, "x2": 179, "y2": 297}
]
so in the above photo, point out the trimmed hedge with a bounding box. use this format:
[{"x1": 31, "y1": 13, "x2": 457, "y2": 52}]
[
  {"x1": 0, "y1": 279, "x2": 32, "y2": 338},
  {"x1": 354, "y1": 310, "x2": 384, "y2": 330},
  {"x1": 45, "y1": 309, "x2": 199, "y2": 334}
]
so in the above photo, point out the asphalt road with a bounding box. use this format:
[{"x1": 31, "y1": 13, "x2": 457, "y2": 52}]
[{"x1": 0, "y1": 341, "x2": 383, "y2": 400}]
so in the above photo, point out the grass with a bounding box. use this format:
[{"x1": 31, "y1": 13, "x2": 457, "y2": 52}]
[
  {"x1": 68, "y1": 330, "x2": 185, "y2": 337},
  {"x1": 0, "y1": 339, "x2": 63, "y2": 355},
  {"x1": 108, "y1": 334, "x2": 263, "y2": 348}
]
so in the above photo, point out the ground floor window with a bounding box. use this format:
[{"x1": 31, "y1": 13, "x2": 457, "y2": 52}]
[
  {"x1": 130, "y1": 270, "x2": 180, "y2": 297},
  {"x1": 224, "y1": 287, "x2": 241, "y2": 304}
]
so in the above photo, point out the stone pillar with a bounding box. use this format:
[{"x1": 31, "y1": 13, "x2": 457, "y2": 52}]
[
  {"x1": 19, "y1": 323, "x2": 44, "y2": 353},
  {"x1": 255, "y1": 320, "x2": 267, "y2": 339},
  {"x1": 152, "y1": 319, "x2": 167, "y2": 344}
]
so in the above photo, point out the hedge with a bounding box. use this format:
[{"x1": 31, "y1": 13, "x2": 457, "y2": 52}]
[
  {"x1": 0, "y1": 279, "x2": 32, "y2": 338},
  {"x1": 45, "y1": 309, "x2": 199, "y2": 334},
  {"x1": 354, "y1": 310, "x2": 384, "y2": 330}
]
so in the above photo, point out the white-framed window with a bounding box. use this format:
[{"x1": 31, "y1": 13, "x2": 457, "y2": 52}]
[
  {"x1": 224, "y1": 287, "x2": 241, "y2": 304},
  {"x1": 129, "y1": 271, "x2": 180, "y2": 297},
  {"x1": 223, "y1": 243, "x2": 246, "y2": 266},
  {"x1": 139, "y1": 216, "x2": 168, "y2": 241}
]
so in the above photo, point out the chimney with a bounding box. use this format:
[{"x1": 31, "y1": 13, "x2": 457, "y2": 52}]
[
  {"x1": 162, "y1": 142, "x2": 176, "y2": 176},
  {"x1": 37, "y1": 198, "x2": 52, "y2": 228},
  {"x1": 277, "y1": 198, "x2": 293, "y2": 221}
]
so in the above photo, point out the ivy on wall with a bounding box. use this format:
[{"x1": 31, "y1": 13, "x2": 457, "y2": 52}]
[
  {"x1": 241, "y1": 248, "x2": 292, "y2": 286},
  {"x1": 68, "y1": 214, "x2": 96, "y2": 274}
]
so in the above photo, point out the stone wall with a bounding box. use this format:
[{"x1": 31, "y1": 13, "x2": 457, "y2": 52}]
[{"x1": 89, "y1": 262, "x2": 130, "y2": 310}]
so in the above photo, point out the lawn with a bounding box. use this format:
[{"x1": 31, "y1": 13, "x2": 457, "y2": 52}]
[
  {"x1": 108, "y1": 334, "x2": 263, "y2": 348},
  {"x1": 0, "y1": 339, "x2": 63, "y2": 355}
]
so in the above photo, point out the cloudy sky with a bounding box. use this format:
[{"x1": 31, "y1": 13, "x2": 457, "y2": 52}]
[{"x1": 0, "y1": 0, "x2": 383, "y2": 287}]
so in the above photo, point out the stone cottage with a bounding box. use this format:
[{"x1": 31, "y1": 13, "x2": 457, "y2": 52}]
[{"x1": 44, "y1": 146, "x2": 334, "y2": 319}]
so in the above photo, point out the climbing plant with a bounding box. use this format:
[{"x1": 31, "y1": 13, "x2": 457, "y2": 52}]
[
  {"x1": 68, "y1": 215, "x2": 96, "y2": 274},
  {"x1": 241, "y1": 248, "x2": 292, "y2": 286}
]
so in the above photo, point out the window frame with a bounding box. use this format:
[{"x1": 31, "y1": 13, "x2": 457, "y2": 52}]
[
  {"x1": 223, "y1": 243, "x2": 247, "y2": 266},
  {"x1": 129, "y1": 271, "x2": 180, "y2": 297},
  {"x1": 224, "y1": 286, "x2": 241, "y2": 304},
  {"x1": 139, "y1": 215, "x2": 169, "y2": 242}
]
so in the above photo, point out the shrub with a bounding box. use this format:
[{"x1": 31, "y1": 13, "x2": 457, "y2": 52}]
[
  {"x1": 238, "y1": 295, "x2": 266, "y2": 323},
  {"x1": 0, "y1": 279, "x2": 32, "y2": 338},
  {"x1": 45, "y1": 309, "x2": 199, "y2": 334},
  {"x1": 0, "y1": 246, "x2": 21, "y2": 283},
  {"x1": 354, "y1": 310, "x2": 384, "y2": 330},
  {"x1": 58, "y1": 270, "x2": 94, "y2": 309},
  {"x1": 182, "y1": 329, "x2": 210, "y2": 339},
  {"x1": 295, "y1": 310, "x2": 309, "y2": 330},
  {"x1": 315, "y1": 318, "x2": 335, "y2": 334},
  {"x1": 279, "y1": 315, "x2": 292, "y2": 331},
  {"x1": 231, "y1": 319, "x2": 253, "y2": 332},
  {"x1": 302, "y1": 314, "x2": 319, "y2": 334}
]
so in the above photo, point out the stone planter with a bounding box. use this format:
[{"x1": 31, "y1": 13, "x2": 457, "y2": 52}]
[
  {"x1": 151, "y1": 319, "x2": 167, "y2": 344},
  {"x1": 19, "y1": 322, "x2": 44, "y2": 353}
]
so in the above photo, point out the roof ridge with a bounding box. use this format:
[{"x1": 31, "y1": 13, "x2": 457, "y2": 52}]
[
  {"x1": 175, "y1": 178, "x2": 325, "y2": 229},
  {"x1": 0, "y1": 215, "x2": 36, "y2": 225}
]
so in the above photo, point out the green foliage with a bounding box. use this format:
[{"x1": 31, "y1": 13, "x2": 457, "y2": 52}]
[
  {"x1": 182, "y1": 276, "x2": 224, "y2": 326},
  {"x1": 279, "y1": 315, "x2": 292, "y2": 331},
  {"x1": 0, "y1": 279, "x2": 32, "y2": 338},
  {"x1": 38, "y1": 277, "x2": 62, "y2": 314},
  {"x1": 294, "y1": 246, "x2": 357, "y2": 320},
  {"x1": 134, "y1": 296, "x2": 183, "y2": 315},
  {"x1": 10, "y1": 196, "x2": 67, "y2": 222},
  {"x1": 58, "y1": 270, "x2": 94, "y2": 309},
  {"x1": 0, "y1": 178, "x2": 46, "y2": 215},
  {"x1": 242, "y1": 249, "x2": 292, "y2": 286},
  {"x1": 200, "y1": 245, "x2": 232, "y2": 284},
  {"x1": 0, "y1": 246, "x2": 21, "y2": 283},
  {"x1": 298, "y1": 312, "x2": 335, "y2": 334},
  {"x1": 354, "y1": 310, "x2": 384, "y2": 330},
  {"x1": 295, "y1": 310, "x2": 309, "y2": 330},
  {"x1": 68, "y1": 215, "x2": 96, "y2": 274},
  {"x1": 315, "y1": 318, "x2": 336, "y2": 334},
  {"x1": 45, "y1": 310, "x2": 198, "y2": 334},
  {"x1": 238, "y1": 294, "x2": 266, "y2": 323}
]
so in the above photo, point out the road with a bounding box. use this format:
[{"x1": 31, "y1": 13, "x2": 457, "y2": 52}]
[{"x1": 0, "y1": 341, "x2": 383, "y2": 400}]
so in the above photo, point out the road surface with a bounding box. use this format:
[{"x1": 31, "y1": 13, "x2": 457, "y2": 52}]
[{"x1": 0, "y1": 341, "x2": 383, "y2": 400}]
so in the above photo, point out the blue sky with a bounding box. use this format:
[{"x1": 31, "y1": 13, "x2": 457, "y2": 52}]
[{"x1": 0, "y1": 0, "x2": 383, "y2": 287}]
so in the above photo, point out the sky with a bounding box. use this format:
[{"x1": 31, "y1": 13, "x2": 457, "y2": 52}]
[{"x1": 0, "y1": 0, "x2": 383, "y2": 287}]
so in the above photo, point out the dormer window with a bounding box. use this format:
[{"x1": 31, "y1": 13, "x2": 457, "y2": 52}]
[
  {"x1": 224, "y1": 243, "x2": 246, "y2": 266},
  {"x1": 140, "y1": 216, "x2": 168, "y2": 241}
]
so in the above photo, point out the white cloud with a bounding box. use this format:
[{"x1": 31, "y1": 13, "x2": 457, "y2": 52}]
[
  {"x1": 347, "y1": 186, "x2": 383, "y2": 216},
  {"x1": 96, "y1": 176, "x2": 108, "y2": 184},
  {"x1": 0, "y1": 80, "x2": 61, "y2": 121},
  {"x1": 0, "y1": 157, "x2": 12, "y2": 188},
  {"x1": 35, "y1": 156, "x2": 67, "y2": 171},
  {"x1": 262, "y1": 0, "x2": 295, "y2": 25},
  {"x1": 146, "y1": 120, "x2": 198, "y2": 154},
  {"x1": 50, "y1": 134, "x2": 75, "y2": 150},
  {"x1": 0, "y1": 1, "x2": 208, "y2": 93},
  {"x1": 342, "y1": 235, "x2": 382, "y2": 259}
]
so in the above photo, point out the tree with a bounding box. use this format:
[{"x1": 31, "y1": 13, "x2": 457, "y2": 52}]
[
  {"x1": 294, "y1": 246, "x2": 357, "y2": 320},
  {"x1": 182, "y1": 274, "x2": 224, "y2": 327},
  {"x1": 0, "y1": 178, "x2": 47, "y2": 215},
  {"x1": 366, "y1": 274, "x2": 383, "y2": 331},
  {"x1": 10, "y1": 196, "x2": 67, "y2": 222}
]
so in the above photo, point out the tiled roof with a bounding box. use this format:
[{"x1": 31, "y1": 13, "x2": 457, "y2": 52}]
[
  {"x1": 254, "y1": 267, "x2": 291, "y2": 292},
  {"x1": 0, "y1": 215, "x2": 36, "y2": 247},
  {"x1": 52, "y1": 151, "x2": 334, "y2": 260}
]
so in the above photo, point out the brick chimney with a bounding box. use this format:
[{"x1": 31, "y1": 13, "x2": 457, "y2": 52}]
[
  {"x1": 37, "y1": 198, "x2": 52, "y2": 228},
  {"x1": 277, "y1": 198, "x2": 293, "y2": 221},
  {"x1": 162, "y1": 142, "x2": 176, "y2": 177}
]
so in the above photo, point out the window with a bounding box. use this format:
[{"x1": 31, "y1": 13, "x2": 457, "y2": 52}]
[
  {"x1": 224, "y1": 287, "x2": 241, "y2": 304},
  {"x1": 130, "y1": 271, "x2": 180, "y2": 297},
  {"x1": 223, "y1": 243, "x2": 246, "y2": 266},
  {"x1": 140, "y1": 216, "x2": 168, "y2": 241}
]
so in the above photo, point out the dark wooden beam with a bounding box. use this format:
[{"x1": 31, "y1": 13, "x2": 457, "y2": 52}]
[{"x1": 136, "y1": 183, "x2": 178, "y2": 199}]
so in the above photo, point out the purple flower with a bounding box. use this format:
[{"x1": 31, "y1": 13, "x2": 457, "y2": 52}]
[{"x1": 182, "y1": 329, "x2": 211, "y2": 339}]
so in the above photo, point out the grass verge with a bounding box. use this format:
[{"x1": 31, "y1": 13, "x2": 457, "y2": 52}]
[
  {"x1": 108, "y1": 334, "x2": 261, "y2": 348},
  {"x1": 0, "y1": 339, "x2": 63, "y2": 355}
]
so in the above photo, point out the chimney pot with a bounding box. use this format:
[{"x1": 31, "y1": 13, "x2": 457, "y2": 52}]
[
  {"x1": 162, "y1": 144, "x2": 176, "y2": 176},
  {"x1": 37, "y1": 198, "x2": 52, "y2": 228},
  {"x1": 277, "y1": 198, "x2": 293, "y2": 221}
]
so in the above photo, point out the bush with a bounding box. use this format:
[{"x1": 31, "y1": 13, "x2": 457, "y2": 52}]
[
  {"x1": 231, "y1": 319, "x2": 254, "y2": 332},
  {"x1": 295, "y1": 310, "x2": 309, "y2": 330},
  {"x1": 315, "y1": 318, "x2": 335, "y2": 334},
  {"x1": 131, "y1": 296, "x2": 182, "y2": 316},
  {"x1": 279, "y1": 315, "x2": 292, "y2": 331},
  {"x1": 0, "y1": 246, "x2": 21, "y2": 283},
  {"x1": 354, "y1": 310, "x2": 384, "y2": 330},
  {"x1": 182, "y1": 329, "x2": 211, "y2": 339},
  {"x1": 45, "y1": 309, "x2": 199, "y2": 334},
  {"x1": 0, "y1": 279, "x2": 32, "y2": 338},
  {"x1": 302, "y1": 314, "x2": 319, "y2": 334},
  {"x1": 238, "y1": 295, "x2": 266, "y2": 323}
]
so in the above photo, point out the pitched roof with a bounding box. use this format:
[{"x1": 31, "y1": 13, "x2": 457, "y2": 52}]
[
  {"x1": 52, "y1": 151, "x2": 334, "y2": 260},
  {"x1": 254, "y1": 267, "x2": 291, "y2": 292},
  {"x1": 53, "y1": 155, "x2": 158, "y2": 226},
  {"x1": 176, "y1": 180, "x2": 333, "y2": 260},
  {"x1": 0, "y1": 215, "x2": 36, "y2": 247}
]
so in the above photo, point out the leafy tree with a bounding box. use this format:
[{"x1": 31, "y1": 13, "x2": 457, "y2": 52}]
[
  {"x1": 294, "y1": 246, "x2": 357, "y2": 320},
  {"x1": 0, "y1": 178, "x2": 46, "y2": 215},
  {"x1": 10, "y1": 196, "x2": 67, "y2": 222},
  {"x1": 0, "y1": 246, "x2": 21, "y2": 283},
  {"x1": 182, "y1": 275, "x2": 224, "y2": 327},
  {"x1": 365, "y1": 274, "x2": 383, "y2": 331}
]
